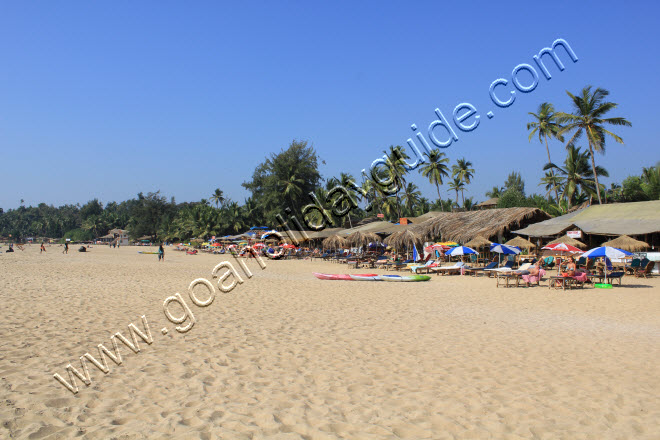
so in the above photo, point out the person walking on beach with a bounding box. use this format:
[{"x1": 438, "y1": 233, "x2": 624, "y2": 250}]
[
  {"x1": 63, "y1": 242, "x2": 68, "y2": 254},
  {"x1": 158, "y1": 243, "x2": 164, "y2": 262},
  {"x1": 40, "y1": 242, "x2": 46, "y2": 253}
]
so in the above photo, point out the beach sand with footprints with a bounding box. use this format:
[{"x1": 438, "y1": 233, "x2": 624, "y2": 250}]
[{"x1": 1, "y1": 244, "x2": 659, "y2": 439}]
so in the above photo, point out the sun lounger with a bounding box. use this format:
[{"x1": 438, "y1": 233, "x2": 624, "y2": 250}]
[
  {"x1": 521, "y1": 269, "x2": 546, "y2": 286},
  {"x1": 430, "y1": 262, "x2": 464, "y2": 275},
  {"x1": 464, "y1": 261, "x2": 497, "y2": 276}
]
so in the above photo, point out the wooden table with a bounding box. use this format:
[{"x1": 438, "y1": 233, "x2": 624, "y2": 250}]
[
  {"x1": 549, "y1": 275, "x2": 570, "y2": 290},
  {"x1": 496, "y1": 272, "x2": 522, "y2": 288}
]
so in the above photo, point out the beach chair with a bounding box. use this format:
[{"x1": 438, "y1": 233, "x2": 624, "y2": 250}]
[
  {"x1": 542, "y1": 256, "x2": 555, "y2": 269},
  {"x1": 607, "y1": 271, "x2": 625, "y2": 285},
  {"x1": 567, "y1": 271, "x2": 589, "y2": 289},
  {"x1": 464, "y1": 261, "x2": 497, "y2": 276},
  {"x1": 521, "y1": 268, "x2": 546, "y2": 286},
  {"x1": 430, "y1": 261, "x2": 464, "y2": 275},
  {"x1": 634, "y1": 261, "x2": 655, "y2": 278},
  {"x1": 410, "y1": 259, "x2": 437, "y2": 274},
  {"x1": 625, "y1": 258, "x2": 640, "y2": 274}
]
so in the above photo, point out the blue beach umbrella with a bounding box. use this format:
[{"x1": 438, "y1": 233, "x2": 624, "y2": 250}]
[
  {"x1": 445, "y1": 246, "x2": 477, "y2": 256},
  {"x1": 489, "y1": 243, "x2": 521, "y2": 255},
  {"x1": 582, "y1": 246, "x2": 632, "y2": 259}
]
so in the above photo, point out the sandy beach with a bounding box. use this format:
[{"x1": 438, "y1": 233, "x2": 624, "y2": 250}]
[{"x1": 1, "y1": 244, "x2": 659, "y2": 439}]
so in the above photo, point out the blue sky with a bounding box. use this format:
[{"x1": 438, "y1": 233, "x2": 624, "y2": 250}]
[{"x1": 1, "y1": 1, "x2": 658, "y2": 209}]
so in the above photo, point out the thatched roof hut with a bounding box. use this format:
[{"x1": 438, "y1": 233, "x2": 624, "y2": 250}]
[
  {"x1": 464, "y1": 236, "x2": 492, "y2": 249},
  {"x1": 413, "y1": 208, "x2": 550, "y2": 243},
  {"x1": 546, "y1": 235, "x2": 587, "y2": 249},
  {"x1": 602, "y1": 235, "x2": 649, "y2": 252},
  {"x1": 322, "y1": 234, "x2": 347, "y2": 249},
  {"x1": 383, "y1": 229, "x2": 423, "y2": 249},
  {"x1": 505, "y1": 236, "x2": 536, "y2": 250},
  {"x1": 346, "y1": 231, "x2": 381, "y2": 247}
]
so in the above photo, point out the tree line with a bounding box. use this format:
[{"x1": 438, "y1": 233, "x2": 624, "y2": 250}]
[{"x1": 1, "y1": 85, "x2": 655, "y2": 242}]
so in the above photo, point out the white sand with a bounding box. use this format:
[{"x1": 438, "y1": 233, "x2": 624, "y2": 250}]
[{"x1": 1, "y1": 244, "x2": 659, "y2": 439}]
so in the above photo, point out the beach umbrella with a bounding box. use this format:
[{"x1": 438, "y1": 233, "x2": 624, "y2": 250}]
[
  {"x1": 445, "y1": 246, "x2": 477, "y2": 256},
  {"x1": 601, "y1": 235, "x2": 649, "y2": 252},
  {"x1": 541, "y1": 242, "x2": 584, "y2": 254},
  {"x1": 424, "y1": 243, "x2": 447, "y2": 252},
  {"x1": 281, "y1": 243, "x2": 297, "y2": 249},
  {"x1": 490, "y1": 243, "x2": 521, "y2": 255},
  {"x1": 582, "y1": 246, "x2": 632, "y2": 259},
  {"x1": 211, "y1": 243, "x2": 222, "y2": 247}
]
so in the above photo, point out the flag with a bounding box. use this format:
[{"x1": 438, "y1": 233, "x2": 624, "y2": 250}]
[{"x1": 412, "y1": 244, "x2": 420, "y2": 262}]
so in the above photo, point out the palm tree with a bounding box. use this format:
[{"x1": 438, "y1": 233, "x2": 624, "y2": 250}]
[
  {"x1": 544, "y1": 145, "x2": 609, "y2": 208},
  {"x1": 279, "y1": 171, "x2": 304, "y2": 210},
  {"x1": 539, "y1": 171, "x2": 562, "y2": 200},
  {"x1": 210, "y1": 188, "x2": 225, "y2": 208},
  {"x1": 383, "y1": 145, "x2": 410, "y2": 218},
  {"x1": 557, "y1": 86, "x2": 631, "y2": 204},
  {"x1": 451, "y1": 158, "x2": 474, "y2": 205},
  {"x1": 401, "y1": 183, "x2": 422, "y2": 216},
  {"x1": 485, "y1": 186, "x2": 503, "y2": 199},
  {"x1": 419, "y1": 150, "x2": 450, "y2": 202},
  {"x1": 448, "y1": 176, "x2": 464, "y2": 207},
  {"x1": 527, "y1": 102, "x2": 564, "y2": 202}
]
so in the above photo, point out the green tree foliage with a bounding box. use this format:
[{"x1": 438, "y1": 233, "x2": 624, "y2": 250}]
[
  {"x1": 128, "y1": 191, "x2": 176, "y2": 240},
  {"x1": 80, "y1": 199, "x2": 104, "y2": 221},
  {"x1": 544, "y1": 145, "x2": 608, "y2": 208},
  {"x1": 419, "y1": 150, "x2": 450, "y2": 202},
  {"x1": 557, "y1": 86, "x2": 631, "y2": 204},
  {"x1": 242, "y1": 140, "x2": 322, "y2": 224},
  {"x1": 504, "y1": 172, "x2": 525, "y2": 195},
  {"x1": 527, "y1": 102, "x2": 564, "y2": 202}
]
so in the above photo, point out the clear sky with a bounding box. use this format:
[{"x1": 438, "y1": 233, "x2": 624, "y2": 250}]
[{"x1": 1, "y1": 1, "x2": 658, "y2": 209}]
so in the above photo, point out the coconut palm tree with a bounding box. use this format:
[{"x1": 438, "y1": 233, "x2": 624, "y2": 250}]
[
  {"x1": 451, "y1": 158, "x2": 474, "y2": 205},
  {"x1": 544, "y1": 145, "x2": 609, "y2": 208},
  {"x1": 539, "y1": 171, "x2": 562, "y2": 200},
  {"x1": 448, "y1": 176, "x2": 464, "y2": 207},
  {"x1": 210, "y1": 188, "x2": 225, "y2": 208},
  {"x1": 401, "y1": 183, "x2": 422, "y2": 216},
  {"x1": 485, "y1": 186, "x2": 503, "y2": 199},
  {"x1": 527, "y1": 102, "x2": 564, "y2": 202},
  {"x1": 557, "y1": 86, "x2": 631, "y2": 204},
  {"x1": 419, "y1": 150, "x2": 450, "y2": 202},
  {"x1": 382, "y1": 145, "x2": 410, "y2": 218}
]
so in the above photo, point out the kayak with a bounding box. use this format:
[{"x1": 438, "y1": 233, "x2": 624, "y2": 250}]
[
  {"x1": 376, "y1": 275, "x2": 431, "y2": 282},
  {"x1": 349, "y1": 274, "x2": 380, "y2": 281},
  {"x1": 313, "y1": 273, "x2": 378, "y2": 281},
  {"x1": 138, "y1": 251, "x2": 158, "y2": 254}
]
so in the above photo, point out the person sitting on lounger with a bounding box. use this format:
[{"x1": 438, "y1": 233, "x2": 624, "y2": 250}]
[{"x1": 515, "y1": 260, "x2": 540, "y2": 276}]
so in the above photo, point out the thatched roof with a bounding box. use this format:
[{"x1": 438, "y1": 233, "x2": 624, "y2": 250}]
[
  {"x1": 505, "y1": 236, "x2": 536, "y2": 250},
  {"x1": 322, "y1": 234, "x2": 347, "y2": 249},
  {"x1": 546, "y1": 235, "x2": 587, "y2": 249},
  {"x1": 412, "y1": 207, "x2": 550, "y2": 243},
  {"x1": 383, "y1": 229, "x2": 423, "y2": 249},
  {"x1": 340, "y1": 221, "x2": 409, "y2": 235},
  {"x1": 346, "y1": 231, "x2": 381, "y2": 247},
  {"x1": 463, "y1": 236, "x2": 492, "y2": 249},
  {"x1": 305, "y1": 228, "x2": 345, "y2": 240},
  {"x1": 476, "y1": 197, "x2": 499, "y2": 207},
  {"x1": 602, "y1": 235, "x2": 649, "y2": 252},
  {"x1": 515, "y1": 200, "x2": 660, "y2": 237}
]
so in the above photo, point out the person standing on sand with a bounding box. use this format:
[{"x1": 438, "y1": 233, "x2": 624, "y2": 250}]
[
  {"x1": 40, "y1": 242, "x2": 46, "y2": 253},
  {"x1": 63, "y1": 242, "x2": 68, "y2": 254},
  {"x1": 158, "y1": 243, "x2": 164, "y2": 262}
]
